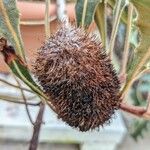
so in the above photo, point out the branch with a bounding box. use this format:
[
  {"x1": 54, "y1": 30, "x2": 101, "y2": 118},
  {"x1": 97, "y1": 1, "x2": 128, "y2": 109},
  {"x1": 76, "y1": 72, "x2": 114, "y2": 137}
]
[
  {"x1": 120, "y1": 103, "x2": 146, "y2": 116},
  {"x1": 29, "y1": 103, "x2": 45, "y2": 150},
  {"x1": 120, "y1": 103, "x2": 150, "y2": 119},
  {"x1": 0, "y1": 93, "x2": 37, "y2": 101}
]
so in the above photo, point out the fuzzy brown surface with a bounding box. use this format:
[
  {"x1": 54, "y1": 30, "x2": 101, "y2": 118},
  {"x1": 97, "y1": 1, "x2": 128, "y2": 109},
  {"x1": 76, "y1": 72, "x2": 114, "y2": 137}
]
[{"x1": 33, "y1": 25, "x2": 121, "y2": 131}]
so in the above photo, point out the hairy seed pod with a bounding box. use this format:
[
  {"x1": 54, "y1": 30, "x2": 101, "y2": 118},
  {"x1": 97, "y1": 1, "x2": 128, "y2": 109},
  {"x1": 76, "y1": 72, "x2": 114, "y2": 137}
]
[{"x1": 33, "y1": 25, "x2": 121, "y2": 131}]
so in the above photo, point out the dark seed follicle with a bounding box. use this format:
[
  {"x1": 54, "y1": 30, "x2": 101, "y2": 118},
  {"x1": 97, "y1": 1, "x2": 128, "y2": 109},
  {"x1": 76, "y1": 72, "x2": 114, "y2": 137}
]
[{"x1": 33, "y1": 25, "x2": 121, "y2": 131}]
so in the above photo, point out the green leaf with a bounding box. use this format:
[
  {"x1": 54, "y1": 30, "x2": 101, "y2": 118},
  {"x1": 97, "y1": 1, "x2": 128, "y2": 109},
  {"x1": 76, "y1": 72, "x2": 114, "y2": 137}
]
[
  {"x1": 95, "y1": 1, "x2": 107, "y2": 48},
  {"x1": 108, "y1": 0, "x2": 127, "y2": 58},
  {"x1": 75, "y1": 0, "x2": 102, "y2": 28},
  {"x1": 108, "y1": 0, "x2": 128, "y2": 24},
  {"x1": 0, "y1": 0, "x2": 25, "y2": 60},
  {"x1": 10, "y1": 60, "x2": 47, "y2": 99},
  {"x1": 130, "y1": 27, "x2": 139, "y2": 48},
  {"x1": 0, "y1": 1, "x2": 47, "y2": 100},
  {"x1": 0, "y1": 38, "x2": 47, "y2": 100},
  {"x1": 121, "y1": 0, "x2": 150, "y2": 96}
]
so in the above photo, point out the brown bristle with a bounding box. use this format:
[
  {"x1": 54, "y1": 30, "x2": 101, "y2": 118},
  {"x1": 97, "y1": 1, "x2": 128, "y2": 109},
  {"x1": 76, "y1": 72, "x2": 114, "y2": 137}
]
[{"x1": 32, "y1": 25, "x2": 121, "y2": 131}]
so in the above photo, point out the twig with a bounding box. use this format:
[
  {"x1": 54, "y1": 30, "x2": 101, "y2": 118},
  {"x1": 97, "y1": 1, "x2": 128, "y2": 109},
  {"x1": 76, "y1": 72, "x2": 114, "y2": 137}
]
[
  {"x1": 29, "y1": 102, "x2": 45, "y2": 150},
  {"x1": 0, "y1": 93, "x2": 37, "y2": 101},
  {"x1": 45, "y1": 0, "x2": 50, "y2": 38},
  {"x1": 108, "y1": 0, "x2": 126, "y2": 59},
  {"x1": 120, "y1": 103, "x2": 150, "y2": 119},
  {"x1": 14, "y1": 76, "x2": 34, "y2": 125},
  {"x1": 120, "y1": 103, "x2": 146, "y2": 117},
  {"x1": 0, "y1": 78, "x2": 34, "y2": 93},
  {"x1": 119, "y1": 3, "x2": 133, "y2": 82},
  {"x1": 0, "y1": 97, "x2": 40, "y2": 106}
]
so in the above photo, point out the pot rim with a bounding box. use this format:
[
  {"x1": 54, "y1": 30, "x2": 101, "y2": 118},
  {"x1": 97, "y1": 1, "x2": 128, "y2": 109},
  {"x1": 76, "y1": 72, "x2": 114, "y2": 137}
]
[{"x1": 17, "y1": 1, "x2": 75, "y2": 25}]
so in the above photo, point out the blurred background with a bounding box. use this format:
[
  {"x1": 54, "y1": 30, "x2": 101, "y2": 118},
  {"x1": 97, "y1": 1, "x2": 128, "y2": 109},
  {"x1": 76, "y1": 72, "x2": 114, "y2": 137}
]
[{"x1": 0, "y1": 0, "x2": 150, "y2": 150}]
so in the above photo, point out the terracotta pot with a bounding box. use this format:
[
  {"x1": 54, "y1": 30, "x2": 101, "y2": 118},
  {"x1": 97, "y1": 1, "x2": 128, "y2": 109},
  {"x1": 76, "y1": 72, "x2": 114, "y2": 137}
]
[{"x1": 0, "y1": 1, "x2": 95, "y2": 72}]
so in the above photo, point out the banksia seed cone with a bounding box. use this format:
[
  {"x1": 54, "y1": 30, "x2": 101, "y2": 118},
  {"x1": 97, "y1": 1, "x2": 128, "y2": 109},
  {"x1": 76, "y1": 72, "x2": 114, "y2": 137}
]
[{"x1": 33, "y1": 25, "x2": 121, "y2": 131}]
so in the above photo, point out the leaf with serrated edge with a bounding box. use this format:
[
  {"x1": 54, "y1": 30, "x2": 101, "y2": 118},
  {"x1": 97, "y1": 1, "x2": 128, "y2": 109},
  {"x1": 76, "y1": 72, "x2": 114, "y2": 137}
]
[
  {"x1": 0, "y1": 0, "x2": 25, "y2": 60},
  {"x1": 0, "y1": 1, "x2": 47, "y2": 99},
  {"x1": 121, "y1": 0, "x2": 150, "y2": 96}
]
